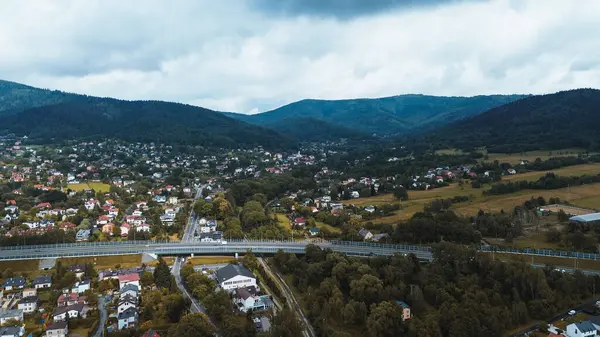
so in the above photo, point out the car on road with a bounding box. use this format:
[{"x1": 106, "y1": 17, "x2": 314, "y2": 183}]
[
  {"x1": 568, "y1": 309, "x2": 576, "y2": 315},
  {"x1": 221, "y1": 240, "x2": 228, "y2": 245}
]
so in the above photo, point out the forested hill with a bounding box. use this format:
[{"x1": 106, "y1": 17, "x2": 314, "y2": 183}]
[
  {"x1": 1, "y1": 98, "x2": 293, "y2": 149},
  {"x1": 226, "y1": 94, "x2": 528, "y2": 135},
  {"x1": 418, "y1": 89, "x2": 600, "y2": 153},
  {"x1": 0, "y1": 80, "x2": 294, "y2": 149},
  {"x1": 264, "y1": 117, "x2": 372, "y2": 141}
]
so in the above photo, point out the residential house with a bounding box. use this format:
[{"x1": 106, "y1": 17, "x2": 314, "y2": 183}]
[
  {"x1": 118, "y1": 295, "x2": 138, "y2": 313},
  {"x1": 118, "y1": 274, "x2": 140, "y2": 290},
  {"x1": 0, "y1": 326, "x2": 24, "y2": 337},
  {"x1": 358, "y1": 228, "x2": 373, "y2": 241},
  {"x1": 309, "y1": 228, "x2": 320, "y2": 236},
  {"x1": 350, "y1": 191, "x2": 360, "y2": 199},
  {"x1": 67, "y1": 265, "x2": 86, "y2": 279},
  {"x1": 293, "y1": 217, "x2": 306, "y2": 227},
  {"x1": 168, "y1": 196, "x2": 178, "y2": 205},
  {"x1": 97, "y1": 216, "x2": 110, "y2": 225},
  {"x1": 566, "y1": 321, "x2": 596, "y2": 337},
  {"x1": 59, "y1": 222, "x2": 76, "y2": 231},
  {"x1": 365, "y1": 205, "x2": 376, "y2": 213},
  {"x1": 23, "y1": 288, "x2": 37, "y2": 297},
  {"x1": 216, "y1": 264, "x2": 257, "y2": 291},
  {"x1": 136, "y1": 224, "x2": 150, "y2": 232},
  {"x1": 0, "y1": 309, "x2": 23, "y2": 325},
  {"x1": 372, "y1": 233, "x2": 389, "y2": 242},
  {"x1": 120, "y1": 223, "x2": 131, "y2": 237},
  {"x1": 3, "y1": 277, "x2": 25, "y2": 291},
  {"x1": 18, "y1": 296, "x2": 38, "y2": 313},
  {"x1": 52, "y1": 304, "x2": 85, "y2": 321},
  {"x1": 396, "y1": 301, "x2": 412, "y2": 321},
  {"x1": 117, "y1": 307, "x2": 138, "y2": 330},
  {"x1": 45, "y1": 321, "x2": 68, "y2": 337},
  {"x1": 119, "y1": 284, "x2": 139, "y2": 299},
  {"x1": 233, "y1": 287, "x2": 274, "y2": 313},
  {"x1": 102, "y1": 223, "x2": 115, "y2": 235},
  {"x1": 33, "y1": 276, "x2": 52, "y2": 289},
  {"x1": 84, "y1": 199, "x2": 98, "y2": 211},
  {"x1": 507, "y1": 168, "x2": 517, "y2": 175},
  {"x1": 57, "y1": 293, "x2": 85, "y2": 307},
  {"x1": 71, "y1": 279, "x2": 90, "y2": 294},
  {"x1": 75, "y1": 229, "x2": 91, "y2": 242}
]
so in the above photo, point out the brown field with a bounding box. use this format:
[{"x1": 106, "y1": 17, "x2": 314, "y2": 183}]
[
  {"x1": 503, "y1": 163, "x2": 600, "y2": 182},
  {"x1": 347, "y1": 165, "x2": 600, "y2": 225},
  {"x1": 59, "y1": 254, "x2": 142, "y2": 269},
  {"x1": 0, "y1": 259, "x2": 43, "y2": 275},
  {"x1": 485, "y1": 148, "x2": 588, "y2": 164}
]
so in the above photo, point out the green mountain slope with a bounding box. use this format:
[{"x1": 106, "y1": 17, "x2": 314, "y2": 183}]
[
  {"x1": 419, "y1": 89, "x2": 600, "y2": 152},
  {"x1": 227, "y1": 94, "x2": 528, "y2": 135},
  {"x1": 0, "y1": 80, "x2": 292, "y2": 149},
  {"x1": 265, "y1": 117, "x2": 372, "y2": 142}
]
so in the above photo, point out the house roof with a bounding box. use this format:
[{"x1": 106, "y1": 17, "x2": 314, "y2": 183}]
[
  {"x1": 0, "y1": 309, "x2": 22, "y2": 319},
  {"x1": 573, "y1": 321, "x2": 596, "y2": 333},
  {"x1": 119, "y1": 295, "x2": 138, "y2": 305},
  {"x1": 3, "y1": 277, "x2": 25, "y2": 287},
  {"x1": 215, "y1": 264, "x2": 255, "y2": 283},
  {"x1": 118, "y1": 307, "x2": 138, "y2": 320},
  {"x1": 358, "y1": 228, "x2": 371, "y2": 237},
  {"x1": 119, "y1": 284, "x2": 139, "y2": 294},
  {"x1": 118, "y1": 273, "x2": 140, "y2": 283},
  {"x1": 570, "y1": 213, "x2": 600, "y2": 223},
  {"x1": 396, "y1": 301, "x2": 410, "y2": 309},
  {"x1": 19, "y1": 296, "x2": 38, "y2": 304},
  {"x1": 141, "y1": 329, "x2": 161, "y2": 337},
  {"x1": 53, "y1": 304, "x2": 84, "y2": 316},
  {"x1": 33, "y1": 275, "x2": 52, "y2": 285},
  {"x1": 46, "y1": 321, "x2": 68, "y2": 331},
  {"x1": 0, "y1": 326, "x2": 22, "y2": 337}
]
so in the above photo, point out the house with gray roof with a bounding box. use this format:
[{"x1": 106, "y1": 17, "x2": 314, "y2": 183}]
[
  {"x1": 3, "y1": 277, "x2": 25, "y2": 291},
  {"x1": 0, "y1": 326, "x2": 25, "y2": 337},
  {"x1": 566, "y1": 321, "x2": 597, "y2": 337},
  {"x1": 33, "y1": 275, "x2": 52, "y2": 289},
  {"x1": 215, "y1": 264, "x2": 257, "y2": 291}
]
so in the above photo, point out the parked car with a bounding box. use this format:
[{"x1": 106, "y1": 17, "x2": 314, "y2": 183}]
[{"x1": 568, "y1": 310, "x2": 576, "y2": 315}]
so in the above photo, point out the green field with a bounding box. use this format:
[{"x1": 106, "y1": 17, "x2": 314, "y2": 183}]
[
  {"x1": 436, "y1": 148, "x2": 589, "y2": 165},
  {"x1": 68, "y1": 181, "x2": 111, "y2": 193},
  {"x1": 59, "y1": 254, "x2": 142, "y2": 269}
]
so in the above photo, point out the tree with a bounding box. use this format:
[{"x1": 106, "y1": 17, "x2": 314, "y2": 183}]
[
  {"x1": 367, "y1": 301, "x2": 407, "y2": 337},
  {"x1": 393, "y1": 186, "x2": 408, "y2": 201},
  {"x1": 153, "y1": 257, "x2": 172, "y2": 289},
  {"x1": 140, "y1": 271, "x2": 154, "y2": 288},
  {"x1": 167, "y1": 313, "x2": 215, "y2": 337},
  {"x1": 269, "y1": 306, "x2": 304, "y2": 337},
  {"x1": 113, "y1": 225, "x2": 121, "y2": 237},
  {"x1": 557, "y1": 210, "x2": 570, "y2": 222},
  {"x1": 204, "y1": 290, "x2": 232, "y2": 324}
]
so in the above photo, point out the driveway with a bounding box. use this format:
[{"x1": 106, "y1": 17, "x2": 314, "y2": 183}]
[{"x1": 91, "y1": 295, "x2": 108, "y2": 337}]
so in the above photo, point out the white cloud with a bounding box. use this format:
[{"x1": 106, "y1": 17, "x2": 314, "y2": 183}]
[{"x1": 0, "y1": 0, "x2": 599, "y2": 113}]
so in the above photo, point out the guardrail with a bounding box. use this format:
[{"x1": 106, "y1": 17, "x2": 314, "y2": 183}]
[{"x1": 478, "y1": 245, "x2": 600, "y2": 260}]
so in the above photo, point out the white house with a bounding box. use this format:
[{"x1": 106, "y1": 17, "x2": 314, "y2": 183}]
[
  {"x1": 136, "y1": 224, "x2": 150, "y2": 232},
  {"x1": 84, "y1": 199, "x2": 98, "y2": 211},
  {"x1": 233, "y1": 287, "x2": 274, "y2": 313},
  {"x1": 118, "y1": 274, "x2": 140, "y2": 290},
  {"x1": 33, "y1": 275, "x2": 52, "y2": 289},
  {"x1": 117, "y1": 307, "x2": 138, "y2": 330},
  {"x1": 118, "y1": 296, "x2": 137, "y2": 313},
  {"x1": 52, "y1": 304, "x2": 84, "y2": 321},
  {"x1": 0, "y1": 326, "x2": 25, "y2": 337},
  {"x1": 566, "y1": 321, "x2": 597, "y2": 337},
  {"x1": 71, "y1": 279, "x2": 90, "y2": 294},
  {"x1": 215, "y1": 264, "x2": 257, "y2": 291},
  {"x1": 119, "y1": 284, "x2": 139, "y2": 299},
  {"x1": 0, "y1": 309, "x2": 23, "y2": 325},
  {"x1": 18, "y1": 296, "x2": 38, "y2": 313},
  {"x1": 45, "y1": 321, "x2": 68, "y2": 337}
]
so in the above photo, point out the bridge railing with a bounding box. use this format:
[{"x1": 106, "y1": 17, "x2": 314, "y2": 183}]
[
  {"x1": 329, "y1": 240, "x2": 433, "y2": 252},
  {"x1": 479, "y1": 245, "x2": 600, "y2": 260}
]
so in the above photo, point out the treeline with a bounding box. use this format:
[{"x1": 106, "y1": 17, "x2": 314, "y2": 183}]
[
  {"x1": 0, "y1": 229, "x2": 75, "y2": 246},
  {"x1": 272, "y1": 243, "x2": 600, "y2": 337},
  {"x1": 485, "y1": 173, "x2": 600, "y2": 195}
]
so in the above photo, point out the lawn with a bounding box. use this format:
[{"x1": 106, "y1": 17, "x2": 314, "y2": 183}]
[
  {"x1": 68, "y1": 182, "x2": 111, "y2": 193},
  {"x1": 315, "y1": 221, "x2": 342, "y2": 234},
  {"x1": 187, "y1": 256, "x2": 237, "y2": 265},
  {"x1": 59, "y1": 254, "x2": 142, "y2": 269},
  {"x1": 0, "y1": 259, "x2": 43, "y2": 275},
  {"x1": 275, "y1": 213, "x2": 291, "y2": 231},
  {"x1": 484, "y1": 148, "x2": 588, "y2": 164}
]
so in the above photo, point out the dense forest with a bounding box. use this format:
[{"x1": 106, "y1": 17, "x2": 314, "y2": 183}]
[
  {"x1": 228, "y1": 94, "x2": 526, "y2": 135},
  {"x1": 272, "y1": 244, "x2": 599, "y2": 337},
  {"x1": 414, "y1": 89, "x2": 600, "y2": 152}
]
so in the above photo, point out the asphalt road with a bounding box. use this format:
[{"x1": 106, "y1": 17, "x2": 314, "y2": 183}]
[{"x1": 91, "y1": 295, "x2": 107, "y2": 337}]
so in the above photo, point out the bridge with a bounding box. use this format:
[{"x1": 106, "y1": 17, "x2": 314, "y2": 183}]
[{"x1": 0, "y1": 239, "x2": 434, "y2": 261}]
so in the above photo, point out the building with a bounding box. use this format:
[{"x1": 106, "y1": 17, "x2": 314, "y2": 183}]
[
  {"x1": 0, "y1": 326, "x2": 25, "y2": 337},
  {"x1": 117, "y1": 307, "x2": 138, "y2": 330},
  {"x1": 52, "y1": 304, "x2": 84, "y2": 321},
  {"x1": 216, "y1": 264, "x2": 257, "y2": 290},
  {"x1": 67, "y1": 265, "x2": 86, "y2": 279},
  {"x1": 45, "y1": 321, "x2": 68, "y2": 337},
  {"x1": 18, "y1": 296, "x2": 38, "y2": 313},
  {"x1": 118, "y1": 274, "x2": 140, "y2": 290},
  {"x1": 23, "y1": 288, "x2": 37, "y2": 297},
  {"x1": 396, "y1": 301, "x2": 412, "y2": 321},
  {"x1": 3, "y1": 277, "x2": 25, "y2": 291},
  {"x1": 57, "y1": 293, "x2": 84, "y2": 307},
  {"x1": 33, "y1": 275, "x2": 52, "y2": 289},
  {"x1": 0, "y1": 309, "x2": 23, "y2": 325},
  {"x1": 118, "y1": 295, "x2": 138, "y2": 313},
  {"x1": 233, "y1": 287, "x2": 274, "y2": 313},
  {"x1": 75, "y1": 229, "x2": 91, "y2": 242},
  {"x1": 358, "y1": 228, "x2": 373, "y2": 241},
  {"x1": 570, "y1": 213, "x2": 600, "y2": 224},
  {"x1": 72, "y1": 279, "x2": 90, "y2": 294},
  {"x1": 566, "y1": 321, "x2": 597, "y2": 337},
  {"x1": 119, "y1": 284, "x2": 139, "y2": 299}
]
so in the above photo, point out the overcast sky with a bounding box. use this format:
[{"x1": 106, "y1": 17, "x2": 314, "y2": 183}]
[{"x1": 1, "y1": 0, "x2": 599, "y2": 114}]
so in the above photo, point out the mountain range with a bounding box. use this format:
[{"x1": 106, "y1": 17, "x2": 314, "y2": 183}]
[
  {"x1": 226, "y1": 94, "x2": 528, "y2": 136},
  {"x1": 5, "y1": 79, "x2": 595, "y2": 152}
]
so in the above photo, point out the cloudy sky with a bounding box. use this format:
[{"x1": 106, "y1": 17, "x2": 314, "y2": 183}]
[{"x1": 1, "y1": 0, "x2": 599, "y2": 114}]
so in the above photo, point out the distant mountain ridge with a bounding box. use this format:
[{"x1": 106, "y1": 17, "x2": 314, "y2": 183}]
[
  {"x1": 0, "y1": 80, "x2": 292, "y2": 149},
  {"x1": 226, "y1": 94, "x2": 529, "y2": 135},
  {"x1": 418, "y1": 88, "x2": 600, "y2": 152}
]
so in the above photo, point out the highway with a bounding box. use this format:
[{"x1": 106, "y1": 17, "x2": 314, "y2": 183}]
[{"x1": 0, "y1": 240, "x2": 433, "y2": 261}]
